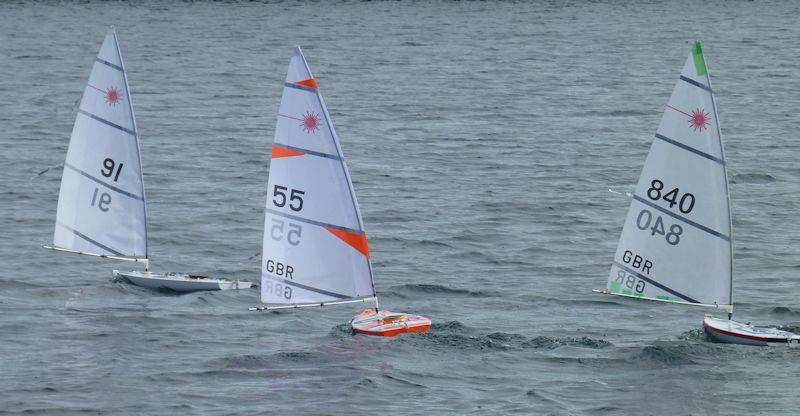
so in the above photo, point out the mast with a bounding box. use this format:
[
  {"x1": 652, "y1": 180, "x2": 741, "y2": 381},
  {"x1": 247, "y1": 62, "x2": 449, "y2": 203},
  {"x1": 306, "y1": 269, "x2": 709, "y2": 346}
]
[
  {"x1": 297, "y1": 47, "x2": 379, "y2": 309},
  {"x1": 112, "y1": 27, "x2": 149, "y2": 265},
  {"x1": 697, "y1": 41, "x2": 733, "y2": 319}
]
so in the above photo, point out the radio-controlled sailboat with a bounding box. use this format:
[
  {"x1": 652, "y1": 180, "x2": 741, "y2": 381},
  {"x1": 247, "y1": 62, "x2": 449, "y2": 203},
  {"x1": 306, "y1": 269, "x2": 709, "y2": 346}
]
[
  {"x1": 249, "y1": 47, "x2": 430, "y2": 337},
  {"x1": 43, "y1": 29, "x2": 251, "y2": 292}
]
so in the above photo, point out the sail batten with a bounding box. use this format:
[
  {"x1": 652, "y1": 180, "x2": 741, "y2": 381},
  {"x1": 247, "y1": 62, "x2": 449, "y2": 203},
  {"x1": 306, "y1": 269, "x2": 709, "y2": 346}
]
[
  {"x1": 53, "y1": 30, "x2": 147, "y2": 259},
  {"x1": 265, "y1": 208, "x2": 364, "y2": 235},
  {"x1": 679, "y1": 76, "x2": 712, "y2": 92},
  {"x1": 273, "y1": 143, "x2": 342, "y2": 161},
  {"x1": 260, "y1": 47, "x2": 376, "y2": 305},
  {"x1": 654, "y1": 133, "x2": 725, "y2": 164},
  {"x1": 606, "y1": 42, "x2": 732, "y2": 308}
]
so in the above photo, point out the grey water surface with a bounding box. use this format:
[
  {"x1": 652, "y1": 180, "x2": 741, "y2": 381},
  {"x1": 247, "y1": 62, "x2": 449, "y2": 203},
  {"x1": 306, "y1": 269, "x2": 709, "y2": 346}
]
[{"x1": 2, "y1": 1, "x2": 800, "y2": 414}]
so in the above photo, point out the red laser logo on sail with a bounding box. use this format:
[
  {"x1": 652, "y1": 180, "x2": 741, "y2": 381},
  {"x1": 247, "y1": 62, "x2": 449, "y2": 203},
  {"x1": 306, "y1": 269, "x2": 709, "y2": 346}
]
[
  {"x1": 104, "y1": 86, "x2": 122, "y2": 106},
  {"x1": 667, "y1": 105, "x2": 710, "y2": 133},
  {"x1": 301, "y1": 111, "x2": 321, "y2": 133},
  {"x1": 689, "y1": 108, "x2": 709, "y2": 131},
  {"x1": 88, "y1": 84, "x2": 123, "y2": 107}
]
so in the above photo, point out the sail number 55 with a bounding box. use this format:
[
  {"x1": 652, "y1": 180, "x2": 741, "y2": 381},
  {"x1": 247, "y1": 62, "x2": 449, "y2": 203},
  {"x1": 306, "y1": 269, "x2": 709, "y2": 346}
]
[
  {"x1": 270, "y1": 219, "x2": 301, "y2": 245},
  {"x1": 272, "y1": 185, "x2": 304, "y2": 212}
]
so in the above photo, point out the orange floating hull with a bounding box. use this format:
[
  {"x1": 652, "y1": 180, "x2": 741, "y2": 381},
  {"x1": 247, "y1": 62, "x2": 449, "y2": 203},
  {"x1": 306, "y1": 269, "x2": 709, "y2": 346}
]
[{"x1": 350, "y1": 309, "x2": 431, "y2": 337}]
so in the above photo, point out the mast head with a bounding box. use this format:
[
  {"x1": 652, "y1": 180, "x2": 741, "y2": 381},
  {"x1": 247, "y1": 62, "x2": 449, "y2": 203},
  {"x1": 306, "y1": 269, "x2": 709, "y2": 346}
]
[{"x1": 692, "y1": 41, "x2": 707, "y2": 76}]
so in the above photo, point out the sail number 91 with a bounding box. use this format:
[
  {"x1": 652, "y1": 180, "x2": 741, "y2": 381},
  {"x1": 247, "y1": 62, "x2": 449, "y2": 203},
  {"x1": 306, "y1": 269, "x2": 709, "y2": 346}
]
[
  {"x1": 647, "y1": 179, "x2": 695, "y2": 214},
  {"x1": 636, "y1": 209, "x2": 682, "y2": 245},
  {"x1": 91, "y1": 157, "x2": 124, "y2": 212}
]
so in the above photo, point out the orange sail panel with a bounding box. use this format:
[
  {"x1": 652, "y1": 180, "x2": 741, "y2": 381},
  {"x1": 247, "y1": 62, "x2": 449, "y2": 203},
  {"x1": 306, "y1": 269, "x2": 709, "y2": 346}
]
[
  {"x1": 271, "y1": 146, "x2": 305, "y2": 159},
  {"x1": 325, "y1": 227, "x2": 370, "y2": 257},
  {"x1": 294, "y1": 77, "x2": 319, "y2": 90}
]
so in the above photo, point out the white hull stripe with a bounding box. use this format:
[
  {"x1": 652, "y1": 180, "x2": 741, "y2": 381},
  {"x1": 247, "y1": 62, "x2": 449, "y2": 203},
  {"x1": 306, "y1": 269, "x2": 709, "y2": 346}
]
[
  {"x1": 284, "y1": 82, "x2": 318, "y2": 94},
  {"x1": 64, "y1": 163, "x2": 143, "y2": 200},
  {"x1": 263, "y1": 274, "x2": 350, "y2": 299},
  {"x1": 265, "y1": 208, "x2": 364, "y2": 234},
  {"x1": 274, "y1": 142, "x2": 341, "y2": 161},
  {"x1": 654, "y1": 133, "x2": 724, "y2": 165},
  {"x1": 613, "y1": 261, "x2": 699, "y2": 303},
  {"x1": 78, "y1": 109, "x2": 136, "y2": 136},
  {"x1": 56, "y1": 221, "x2": 123, "y2": 256},
  {"x1": 632, "y1": 195, "x2": 731, "y2": 242},
  {"x1": 96, "y1": 58, "x2": 123, "y2": 72},
  {"x1": 679, "y1": 75, "x2": 712, "y2": 92}
]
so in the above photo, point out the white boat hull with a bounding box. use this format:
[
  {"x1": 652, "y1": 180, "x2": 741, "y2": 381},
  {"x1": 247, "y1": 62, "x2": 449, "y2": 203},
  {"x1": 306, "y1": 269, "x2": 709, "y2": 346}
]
[
  {"x1": 703, "y1": 317, "x2": 800, "y2": 346},
  {"x1": 113, "y1": 270, "x2": 252, "y2": 292}
]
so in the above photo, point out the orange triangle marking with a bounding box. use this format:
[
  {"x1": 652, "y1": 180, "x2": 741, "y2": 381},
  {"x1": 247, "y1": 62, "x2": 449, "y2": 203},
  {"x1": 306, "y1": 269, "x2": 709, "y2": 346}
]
[
  {"x1": 294, "y1": 77, "x2": 319, "y2": 90},
  {"x1": 325, "y1": 227, "x2": 370, "y2": 258},
  {"x1": 271, "y1": 146, "x2": 305, "y2": 159}
]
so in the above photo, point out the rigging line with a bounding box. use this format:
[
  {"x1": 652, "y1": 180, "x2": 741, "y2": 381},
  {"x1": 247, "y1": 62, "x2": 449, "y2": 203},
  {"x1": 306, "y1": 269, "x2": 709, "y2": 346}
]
[{"x1": 666, "y1": 104, "x2": 691, "y2": 118}]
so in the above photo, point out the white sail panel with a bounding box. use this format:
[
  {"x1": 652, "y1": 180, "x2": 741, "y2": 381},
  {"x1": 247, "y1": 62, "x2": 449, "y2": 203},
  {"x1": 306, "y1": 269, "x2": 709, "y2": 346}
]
[
  {"x1": 275, "y1": 87, "x2": 340, "y2": 156},
  {"x1": 607, "y1": 42, "x2": 731, "y2": 307},
  {"x1": 261, "y1": 211, "x2": 374, "y2": 304},
  {"x1": 260, "y1": 47, "x2": 375, "y2": 305},
  {"x1": 53, "y1": 30, "x2": 147, "y2": 258},
  {"x1": 266, "y1": 150, "x2": 360, "y2": 230}
]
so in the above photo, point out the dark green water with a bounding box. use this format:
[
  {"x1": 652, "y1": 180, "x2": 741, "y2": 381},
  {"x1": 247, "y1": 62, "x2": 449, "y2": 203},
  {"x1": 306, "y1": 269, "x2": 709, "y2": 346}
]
[{"x1": 2, "y1": 1, "x2": 800, "y2": 414}]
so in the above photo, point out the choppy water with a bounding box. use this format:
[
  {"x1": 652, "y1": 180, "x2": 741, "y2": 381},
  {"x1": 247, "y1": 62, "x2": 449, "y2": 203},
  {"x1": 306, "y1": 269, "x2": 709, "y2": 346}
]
[{"x1": 2, "y1": 1, "x2": 800, "y2": 414}]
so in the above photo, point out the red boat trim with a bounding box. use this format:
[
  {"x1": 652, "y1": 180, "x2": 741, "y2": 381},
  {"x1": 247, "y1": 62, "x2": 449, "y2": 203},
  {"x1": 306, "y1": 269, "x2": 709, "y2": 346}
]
[{"x1": 703, "y1": 321, "x2": 788, "y2": 343}]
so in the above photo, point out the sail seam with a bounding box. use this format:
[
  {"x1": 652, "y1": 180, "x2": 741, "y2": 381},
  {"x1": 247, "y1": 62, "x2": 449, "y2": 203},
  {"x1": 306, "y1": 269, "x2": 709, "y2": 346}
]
[
  {"x1": 78, "y1": 110, "x2": 136, "y2": 136},
  {"x1": 96, "y1": 58, "x2": 123, "y2": 72},
  {"x1": 633, "y1": 195, "x2": 731, "y2": 241},
  {"x1": 679, "y1": 76, "x2": 712, "y2": 92},
  {"x1": 613, "y1": 261, "x2": 700, "y2": 303},
  {"x1": 265, "y1": 208, "x2": 364, "y2": 235},
  {"x1": 262, "y1": 274, "x2": 351, "y2": 299},
  {"x1": 284, "y1": 82, "x2": 318, "y2": 93},
  {"x1": 654, "y1": 133, "x2": 725, "y2": 165},
  {"x1": 56, "y1": 221, "x2": 124, "y2": 256},
  {"x1": 273, "y1": 143, "x2": 341, "y2": 161},
  {"x1": 64, "y1": 163, "x2": 144, "y2": 200}
]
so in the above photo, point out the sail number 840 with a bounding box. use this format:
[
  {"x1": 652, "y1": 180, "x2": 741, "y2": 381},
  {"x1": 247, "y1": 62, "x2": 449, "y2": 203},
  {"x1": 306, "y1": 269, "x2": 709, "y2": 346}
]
[
  {"x1": 636, "y1": 209, "x2": 682, "y2": 246},
  {"x1": 647, "y1": 179, "x2": 695, "y2": 214}
]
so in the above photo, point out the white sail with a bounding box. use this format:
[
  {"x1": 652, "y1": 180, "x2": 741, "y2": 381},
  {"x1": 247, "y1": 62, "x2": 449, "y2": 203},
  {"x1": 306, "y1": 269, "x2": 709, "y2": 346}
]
[
  {"x1": 606, "y1": 42, "x2": 732, "y2": 309},
  {"x1": 260, "y1": 47, "x2": 376, "y2": 305},
  {"x1": 52, "y1": 30, "x2": 147, "y2": 259}
]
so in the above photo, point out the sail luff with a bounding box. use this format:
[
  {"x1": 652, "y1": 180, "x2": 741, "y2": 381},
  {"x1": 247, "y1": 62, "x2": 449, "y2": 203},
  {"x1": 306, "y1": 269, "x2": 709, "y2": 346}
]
[
  {"x1": 697, "y1": 41, "x2": 734, "y2": 309},
  {"x1": 293, "y1": 48, "x2": 377, "y2": 300},
  {"x1": 112, "y1": 28, "x2": 149, "y2": 259}
]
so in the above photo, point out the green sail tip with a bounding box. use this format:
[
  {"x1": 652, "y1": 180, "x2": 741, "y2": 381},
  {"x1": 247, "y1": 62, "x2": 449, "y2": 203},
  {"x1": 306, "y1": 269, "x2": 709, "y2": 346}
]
[{"x1": 692, "y1": 41, "x2": 707, "y2": 76}]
